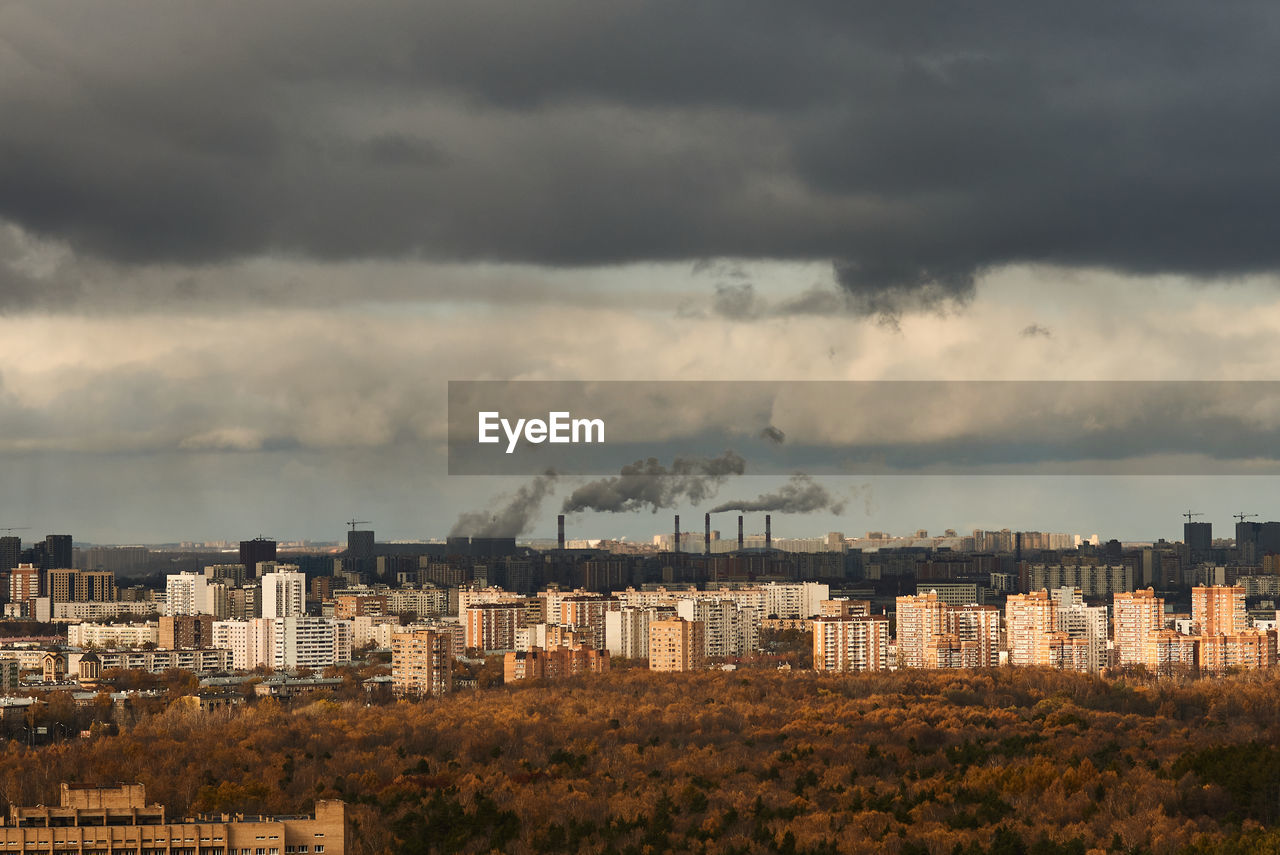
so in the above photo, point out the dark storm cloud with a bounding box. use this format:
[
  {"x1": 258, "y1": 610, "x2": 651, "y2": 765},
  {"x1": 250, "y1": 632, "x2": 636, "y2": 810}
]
[
  {"x1": 562, "y1": 451, "x2": 746, "y2": 514},
  {"x1": 3, "y1": 1, "x2": 1280, "y2": 309},
  {"x1": 709, "y1": 475, "x2": 847, "y2": 515},
  {"x1": 759, "y1": 426, "x2": 786, "y2": 445}
]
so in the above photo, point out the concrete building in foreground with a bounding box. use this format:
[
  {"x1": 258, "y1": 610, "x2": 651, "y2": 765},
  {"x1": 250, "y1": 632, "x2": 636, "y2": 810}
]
[{"x1": 0, "y1": 784, "x2": 349, "y2": 853}]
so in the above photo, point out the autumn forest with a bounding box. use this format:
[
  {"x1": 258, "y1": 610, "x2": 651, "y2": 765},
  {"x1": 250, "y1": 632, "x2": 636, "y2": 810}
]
[{"x1": 8, "y1": 669, "x2": 1280, "y2": 855}]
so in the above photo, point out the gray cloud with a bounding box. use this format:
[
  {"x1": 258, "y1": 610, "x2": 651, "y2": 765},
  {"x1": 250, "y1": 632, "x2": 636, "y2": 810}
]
[
  {"x1": 561, "y1": 451, "x2": 746, "y2": 514},
  {"x1": 1022, "y1": 323, "x2": 1052, "y2": 338},
  {"x1": 709, "y1": 474, "x2": 847, "y2": 514},
  {"x1": 0, "y1": 2, "x2": 1279, "y2": 311},
  {"x1": 450, "y1": 472, "x2": 558, "y2": 538}
]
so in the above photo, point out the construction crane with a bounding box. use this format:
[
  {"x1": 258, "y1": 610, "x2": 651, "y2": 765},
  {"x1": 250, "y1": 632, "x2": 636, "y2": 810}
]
[
  {"x1": 1234, "y1": 512, "x2": 1259, "y2": 524},
  {"x1": 0, "y1": 527, "x2": 28, "y2": 533},
  {"x1": 346, "y1": 519, "x2": 370, "y2": 532},
  {"x1": 1182, "y1": 510, "x2": 1204, "y2": 523}
]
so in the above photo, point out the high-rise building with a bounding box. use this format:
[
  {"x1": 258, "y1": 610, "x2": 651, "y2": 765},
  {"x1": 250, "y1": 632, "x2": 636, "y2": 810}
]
[
  {"x1": 239, "y1": 538, "x2": 276, "y2": 578},
  {"x1": 895, "y1": 591, "x2": 948, "y2": 668},
  {"x1": 272, "y1": 616, "x2": 351, "y2": 669},
  {"x1": 8, "y1": 564, "x2": 40, "y2": 613},
  {"x1": 392, "y1": 629, "x2": 452, "y2": 697},
  {"x1": 260, "y1": 567, "x2": 306, "y2": 618},
  {"x1": 0, "y1": 537, "x2": 20, "y2": 574},
  {"x1": 347, "y1": 529, "x2": 376, "y2": 578},
  {"x1": 675, "y1": 598, "x2": 760, "y2": 658},
  {"x1": 47, "y1": 568, "x2": 117, "y2": 604},
  {"x1": 558, "y1": 594, "x2": 615, "y2": 650},
  {"x1": 159, "y1": 615, "x2": 215, "y2": 649},
  {"x1": 208, "y1": 564, "x2": 248, "y2": 587},
  {"x1": 47, "y1": 568, "x2": 77, "y2": 604},
  {"x1": 648, "y1": 618, "x2": 706, "y2": 672},
  {"x1": 43, "y1": 535, "x2": 72, "y2": 572},
  {"x1": 1113, "y1": 588, "x2": 1166, "y2": 668},
  {"x1": 1184, "y1": 522, "x2": 1212, "y2": 562},
  {"x1": 812, "y1": 615, "x2": 889, "y2": 672},
  {"x1": 1051, "y1": 588, "x2": 1108, "y2": 673},
  {"x1": 1192, "y1": 585, "x2": 1246, "y2": 636},
  {"x1": 948, "y1": 604, "x2": 1001, "y2": 667},
  {"x1": 1199, "y1": 630, "x2": 1277, "y2": 675},
  {"x1": 1005, "y1": 591, "x2": 1056, "y2": 666},
  {"x1": 604, "y1": 606, "x2": 674, "y2": 659},
  {"x1": 465, "y1": 603, "x2": 525, "y2": 652},
  {"x1": 165, "y1": 572, "x2": 211, "y2": 616}
]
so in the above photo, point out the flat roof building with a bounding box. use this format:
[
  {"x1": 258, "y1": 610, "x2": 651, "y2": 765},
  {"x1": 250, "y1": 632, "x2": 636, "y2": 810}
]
[{"x1": 0, "y1": 784, "x2": 349, "y2": 854}]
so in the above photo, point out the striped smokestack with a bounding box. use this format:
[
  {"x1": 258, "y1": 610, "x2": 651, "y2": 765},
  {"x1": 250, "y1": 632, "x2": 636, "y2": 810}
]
[
  {"x1": 738, "y1": 515, "x2": 744, "y2": 550},
  {"x1": 765, "y1": 514, "x2": 772, "y2": 550},
  {"x1": 705, "y1": 512, "x2": 711, "y2": 555},
  {"x1": 557, "y1": 514, "x2": 565, "y2": 550},
  {"x1": 674, "y1": 514, "x2": 681, "y2": 553}
]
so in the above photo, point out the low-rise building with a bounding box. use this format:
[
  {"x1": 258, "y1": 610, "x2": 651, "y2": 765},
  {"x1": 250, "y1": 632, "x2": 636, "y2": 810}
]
[{"x1": 0, "y1": 784, "x2": 349, "y2": 854}]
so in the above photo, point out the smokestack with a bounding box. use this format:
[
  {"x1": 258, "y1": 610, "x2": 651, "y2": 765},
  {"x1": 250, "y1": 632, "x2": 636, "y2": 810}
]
[
  {"x1": 674, "y1": 514, "x2": 680, "y2": 553},
  {"x1": 766, "y1": 514, "x2": 772, "y2": 551},
  {"x1": 705, "y1": 512, "x2": 711, "y2": 555},
  {"x1": 557, "y1": 514, "x2": 565, "y2": 550},
  {"x1": 738, "y1": 515, "x2": 744, "y2": 551}
]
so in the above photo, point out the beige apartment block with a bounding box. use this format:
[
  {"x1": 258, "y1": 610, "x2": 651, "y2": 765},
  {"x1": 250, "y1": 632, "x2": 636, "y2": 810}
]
[
  {"x1": 648, "y1": 618, "x2": 705, "y2": 672},
  {"x1": 0, "y1": 784, "x2": 349, "y2": 854}
]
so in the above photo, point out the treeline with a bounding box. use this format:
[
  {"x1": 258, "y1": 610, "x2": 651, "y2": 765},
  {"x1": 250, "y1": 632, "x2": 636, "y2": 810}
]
[{"x1": 4, "y1": 669, "x2": 1280, "y2": 854}]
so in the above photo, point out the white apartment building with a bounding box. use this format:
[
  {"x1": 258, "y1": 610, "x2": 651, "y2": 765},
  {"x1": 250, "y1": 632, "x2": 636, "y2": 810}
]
[
  {"x1": 165, "y1": 572, "x2": 211, "y2": 616},
  {"x1": 260, "y1": 569, "x2": 306, "y2": 619},
  {"x1": 676, "y1": 598, "x2": 760, "y2": 658},
  {"x1": 605, "y1": 606, "x2": 676, "y2": 659},
  {"x1": 67, "y1": 622, "x2": 158, "y2": 649}
]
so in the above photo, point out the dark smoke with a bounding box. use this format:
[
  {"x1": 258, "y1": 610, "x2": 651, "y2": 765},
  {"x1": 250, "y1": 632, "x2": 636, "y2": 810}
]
[
  {"x1": 709, "y1": 474, "x2": 846, "y2": 514},
  {"x1": 759, "y1": 425, "x2": 786, "y2": 444},
  {"x1": 450, "y1": 471, "x2": 557, "y2": 537},
  {"x1": 562, "y1": 450, "x2": 746, "y2": 514}
]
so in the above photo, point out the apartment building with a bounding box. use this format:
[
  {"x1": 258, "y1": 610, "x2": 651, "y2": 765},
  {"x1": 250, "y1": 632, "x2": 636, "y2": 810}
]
[
  {"x1": 0, "y1": 784, "x2": 349, "y2": 854},
  {"x1": 1113, "y1": 588, "x2": 1166, "y2": 668},
  {"x1": 648, "y1": 618, "x2": 706, "y2": 672},
  {"x1": 675, "y1": 598, "x2": 760, "y2": 659},
  {"x1": 465, "y1": 603, "x2": 525, "y2": 652},
  {"x1": 67, "y1": 622, "x2": 158, "y2": 649},
  {"x1": 895, "y1": 591, "x2": 948, "y2": 668},
  {"x1": 391, "y1": 629, "x2": 452, "y2": 697},
  {"x1": 1191, "y1": 585, "x2": 1246, "y2": 636},
  {"x1": 1005, "y1": 591, "x2": 1056, "y2": 666},
  {"x1": 812, "y1": 615, "x2": 889, "y2": 672}
]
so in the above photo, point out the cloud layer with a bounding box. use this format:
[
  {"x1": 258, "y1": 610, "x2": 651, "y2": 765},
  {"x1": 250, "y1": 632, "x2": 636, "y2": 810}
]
[{"x1": 3, "y1": 2, "x2": 1280, "y2": 312}]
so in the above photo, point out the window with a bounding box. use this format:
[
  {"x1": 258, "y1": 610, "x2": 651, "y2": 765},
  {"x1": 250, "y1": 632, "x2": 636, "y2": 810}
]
[{"x1": 314, "y1": 848, "x2": 324, "y2": 853}]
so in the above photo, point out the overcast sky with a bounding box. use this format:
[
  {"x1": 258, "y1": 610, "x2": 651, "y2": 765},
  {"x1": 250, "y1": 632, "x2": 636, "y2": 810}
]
[{"x1": 4, "y1": 2, "x2": 1280, "y2": 544}]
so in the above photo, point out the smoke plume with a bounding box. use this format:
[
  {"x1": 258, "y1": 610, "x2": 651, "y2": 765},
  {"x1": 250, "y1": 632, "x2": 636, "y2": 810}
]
[
  {"x1": 562, "y1": 450, "x2": 746, "y2": 514},
  {"x1": 450, "y1": 471, "x2": 557, "y2": 537},
  {"x1": 709, "y1": 474, "x2": 846, "y2": 514},
  {"x1": 759, "y1": 425, "x2": 786, "y2": 444}
]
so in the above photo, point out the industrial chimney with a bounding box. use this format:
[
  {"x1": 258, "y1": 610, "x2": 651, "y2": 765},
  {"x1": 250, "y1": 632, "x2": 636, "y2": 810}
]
[
  {"x1": 705, "y1": 512, "x2": 711, "y2": 555},
  {"x1": 738, "y1": 515, "x2": 744, "y2": 551},
  {"x1": 557, "y1": 514, "x2": 565, "y2": 551},
  {"x1": 674, "y1": 514, "x2": 681, "y2": 554},
  {"x1": 766, "y1": 514, "x2": 772, "y2": 551}
]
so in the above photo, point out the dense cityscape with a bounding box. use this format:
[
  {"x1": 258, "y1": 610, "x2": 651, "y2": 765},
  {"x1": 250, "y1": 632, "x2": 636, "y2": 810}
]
[{"x1": 2, "y1": 514, "x2": 1280, "y2": 851}]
